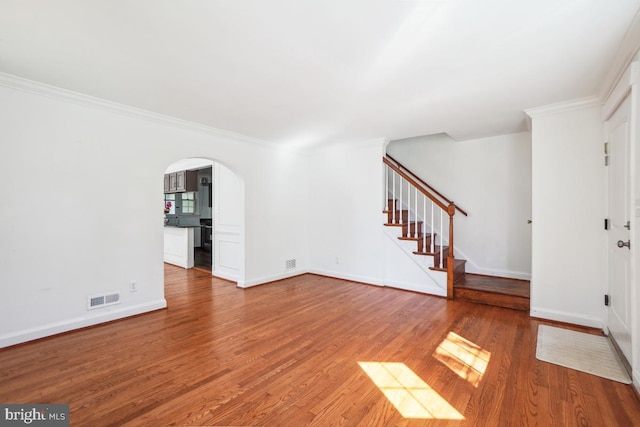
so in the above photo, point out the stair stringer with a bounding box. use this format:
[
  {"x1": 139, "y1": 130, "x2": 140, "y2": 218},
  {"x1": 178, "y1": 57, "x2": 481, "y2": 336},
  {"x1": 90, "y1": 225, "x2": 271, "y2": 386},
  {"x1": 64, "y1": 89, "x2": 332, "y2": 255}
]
[{"x1": 382, "y1": 221, "x2": 447, "y2": 297}]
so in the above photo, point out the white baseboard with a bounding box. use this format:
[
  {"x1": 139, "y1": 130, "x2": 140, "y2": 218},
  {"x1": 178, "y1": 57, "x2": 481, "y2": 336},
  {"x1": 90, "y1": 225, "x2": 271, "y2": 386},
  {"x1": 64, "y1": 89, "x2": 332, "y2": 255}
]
[
  {"x1": 530, "y1": 306, "x2": 604, "y2": 329},
  {"x1": 211, "y1": 269, "x2": 239, "y2": 283},
  {"x1": 383, "y1": 279, "x2": 446, "y2": 297},
  {"x1": 0, "y1": 299, "x2": 167, "y2": 349},
  {"x1": 464, "y1": 264, "x2": 532, "y2": 281},
  {"x1": 238, "y1": 269, "x2": 384, "y2": 288},
  {"x1": 239, "y1": 269, "x2": 308, "y2": 288},
  {"x1": 634, "y1": 371, "x2": 640, "y2": 395},
  {"x1": 241, "y1": 268, "x2": 385, "y2": 289},
  {"x1": 241, "y1": 268, "x2": 447, "y2": 297},
  {"x1": 458, "y1": 250, "x2": 531, "y2": 280},
  {"x1": 307, "y1": 269, "x2": 383, "y2": 287}
]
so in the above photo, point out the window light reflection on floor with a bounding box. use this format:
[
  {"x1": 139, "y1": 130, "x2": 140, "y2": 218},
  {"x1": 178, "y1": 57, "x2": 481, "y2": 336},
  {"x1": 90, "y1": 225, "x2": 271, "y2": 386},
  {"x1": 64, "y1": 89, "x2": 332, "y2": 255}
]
[
  {"x1": 358, "y1": 361, "x2": 464, "y2": 420},
  {"x1": 433, "y1": 331, "x2": 491, "y2": 388}
]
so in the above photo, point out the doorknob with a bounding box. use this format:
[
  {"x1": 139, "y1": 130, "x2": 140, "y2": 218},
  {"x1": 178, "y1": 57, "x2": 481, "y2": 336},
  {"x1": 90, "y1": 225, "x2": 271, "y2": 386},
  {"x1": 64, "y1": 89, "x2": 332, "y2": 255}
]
[{"x1": 617, "y1": 240, "x2": 631, "y2": 249}]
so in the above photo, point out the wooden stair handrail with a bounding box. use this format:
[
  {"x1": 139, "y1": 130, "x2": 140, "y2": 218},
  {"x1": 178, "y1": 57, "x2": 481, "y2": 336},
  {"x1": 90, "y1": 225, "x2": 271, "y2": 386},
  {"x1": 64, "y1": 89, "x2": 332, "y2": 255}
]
[
  {"x1": 384, "y1": 157, "x2": 449, "y2": 212},
  {"x1": 385, "y1": 154, "x2": 468, "y2": 217}
]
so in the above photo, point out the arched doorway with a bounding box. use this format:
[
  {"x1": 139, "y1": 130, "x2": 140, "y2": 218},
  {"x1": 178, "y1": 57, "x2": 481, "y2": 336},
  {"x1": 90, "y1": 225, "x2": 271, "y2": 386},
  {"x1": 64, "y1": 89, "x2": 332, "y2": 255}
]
[{"x1": 162, "y1": 157, "x2": 244, "y2": 283}]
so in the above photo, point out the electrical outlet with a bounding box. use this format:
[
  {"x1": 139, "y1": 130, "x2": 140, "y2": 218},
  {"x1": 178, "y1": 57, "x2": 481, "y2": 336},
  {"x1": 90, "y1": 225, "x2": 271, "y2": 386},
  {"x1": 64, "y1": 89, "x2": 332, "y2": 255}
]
[
  {"x1": 130, "y1": 281, "x2": 137, "y2": 292},
  {"x1": 335, "y1": 257, "x2": 340, "y2": 264}
]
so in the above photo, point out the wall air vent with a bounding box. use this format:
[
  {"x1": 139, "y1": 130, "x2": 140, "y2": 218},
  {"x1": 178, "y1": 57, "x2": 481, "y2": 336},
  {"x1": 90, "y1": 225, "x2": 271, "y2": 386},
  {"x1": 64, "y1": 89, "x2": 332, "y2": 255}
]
[
  {"x1": 285, "y1": 259, "x2": 296, "y2": 270},
  {"x1": 87, "y1": 292, "x2": 121, "y2": 310}
]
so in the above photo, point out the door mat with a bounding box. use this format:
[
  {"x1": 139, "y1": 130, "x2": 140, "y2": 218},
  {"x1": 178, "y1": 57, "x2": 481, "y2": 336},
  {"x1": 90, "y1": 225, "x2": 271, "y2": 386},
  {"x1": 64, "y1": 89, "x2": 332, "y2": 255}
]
[{"x1": 536, "y1": 325, "x2": 631, "y2": 384}]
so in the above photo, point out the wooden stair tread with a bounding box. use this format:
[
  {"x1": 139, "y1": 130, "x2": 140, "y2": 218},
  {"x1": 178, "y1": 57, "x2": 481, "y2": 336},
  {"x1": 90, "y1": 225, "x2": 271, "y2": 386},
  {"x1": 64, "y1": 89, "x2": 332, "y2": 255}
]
[
  {"x1": 399, "y1": 236, "x2": 423, "y2": 241},
  {"x1": 453, "y1": 274, "x2": 530, "y2": 311},
  {"x1": 413, "y1": 244, "x2": 448, "y2": 256},
  {"x1": 455, "y1": 274, "x2": 530, "y2": 298},
  {"x1": 429, "y1": 258, "x2": 466, "y2": 271}
]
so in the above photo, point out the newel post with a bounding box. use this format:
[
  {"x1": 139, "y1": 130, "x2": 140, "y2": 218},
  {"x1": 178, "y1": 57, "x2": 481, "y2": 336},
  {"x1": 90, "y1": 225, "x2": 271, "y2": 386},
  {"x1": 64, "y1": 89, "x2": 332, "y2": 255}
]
[{"x1": 447, "y1": 202, "x2": 456, "y2": 299}]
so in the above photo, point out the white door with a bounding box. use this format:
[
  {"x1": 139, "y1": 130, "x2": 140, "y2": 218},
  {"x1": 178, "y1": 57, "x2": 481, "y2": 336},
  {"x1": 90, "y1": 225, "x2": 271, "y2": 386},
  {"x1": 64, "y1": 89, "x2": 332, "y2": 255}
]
[{"x1": 607, "y1": 94, "x2": 632, "y2": 362}]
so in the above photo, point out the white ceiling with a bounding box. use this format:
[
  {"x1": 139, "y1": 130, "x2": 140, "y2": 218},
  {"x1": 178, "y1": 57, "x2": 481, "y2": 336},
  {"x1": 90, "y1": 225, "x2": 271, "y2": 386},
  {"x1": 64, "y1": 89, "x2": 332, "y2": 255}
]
[{"x1": 1, "y1": 0, "x2": 639, "y2": 148}]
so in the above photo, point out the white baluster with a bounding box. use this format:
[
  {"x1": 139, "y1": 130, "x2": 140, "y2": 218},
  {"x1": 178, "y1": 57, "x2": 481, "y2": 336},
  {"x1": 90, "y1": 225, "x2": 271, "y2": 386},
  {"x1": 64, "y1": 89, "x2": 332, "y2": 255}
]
[
  {"x1": 407, "y1": 186, "x2": 416, "y2": 237},
  {"x1": 385, "y1": 165, "x2": 388, "y2": 211},
  {"x1": 407, "y1": 185, "x2": 416, "y2": 237},
  {"x1": 431, "y1": 201, "x2": 435, "y2": 253},
  {"x1": 392, "y1": 171, "x2": 396, "y2": 223},
  {"x1": 406, "y1": 185, "x2": 410, "y2": 235},
  {"x1": 399, "y1": 176, "x2": 403, "y2": 225},
  {"x1": 422, "y1": 194, "x2": 427, "y2": 252},
  {"x1": 414, "y1": 185, "x2": 418, "y2": 238},
  {"x1": 439, "y1": 209, "x2": 444, "y2": 268}
]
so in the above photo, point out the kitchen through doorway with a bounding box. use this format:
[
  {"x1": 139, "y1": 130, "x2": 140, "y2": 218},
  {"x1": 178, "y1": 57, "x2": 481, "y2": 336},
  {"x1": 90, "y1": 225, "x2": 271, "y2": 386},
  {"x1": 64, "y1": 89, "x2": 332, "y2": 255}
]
[
  {"x1": 163, "y1": 157, "x2": 243, "y2": 282},
  {"x1": 164, "y1": 158, "x2": 214, "y2": 272}
]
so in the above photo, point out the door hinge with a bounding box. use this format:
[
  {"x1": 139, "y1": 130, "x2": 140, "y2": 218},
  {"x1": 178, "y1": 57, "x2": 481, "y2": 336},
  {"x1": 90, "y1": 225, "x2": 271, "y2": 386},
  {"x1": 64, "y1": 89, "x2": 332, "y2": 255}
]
[
  {"x1": 604, "y1": 294, "x2": 609, "y2": 306},
  {"x1": 604, "y1": 142, "x2": 609, "y2": 166},
  {"x1": 605, "y1": 218, "x2": 609, "y2": 230}
]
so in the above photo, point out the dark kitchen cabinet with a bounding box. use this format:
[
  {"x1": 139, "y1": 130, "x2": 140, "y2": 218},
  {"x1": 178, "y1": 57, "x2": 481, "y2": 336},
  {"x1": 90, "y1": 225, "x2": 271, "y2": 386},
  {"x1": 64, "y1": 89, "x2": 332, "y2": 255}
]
[{"x1": 164, "y1": 170, "x2": 198, "y2": 193}]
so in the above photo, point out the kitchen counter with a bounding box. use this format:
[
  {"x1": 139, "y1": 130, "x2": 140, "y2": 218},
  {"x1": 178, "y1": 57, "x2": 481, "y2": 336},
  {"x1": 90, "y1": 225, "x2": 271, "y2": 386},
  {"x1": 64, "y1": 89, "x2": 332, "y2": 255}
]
[{"x1": 163, "y1": 226, "x2": 194, "y2": 269}]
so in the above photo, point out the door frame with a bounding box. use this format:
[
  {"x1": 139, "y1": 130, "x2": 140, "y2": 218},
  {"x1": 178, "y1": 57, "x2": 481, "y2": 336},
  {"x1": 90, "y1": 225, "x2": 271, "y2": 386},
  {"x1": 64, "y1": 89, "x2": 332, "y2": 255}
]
[
  {"x1": 605, "y1": 93, "x2": 632, "y2": 365},
  {"x1": 603, "y1": 61, "x2": 640, "y2": 389}
]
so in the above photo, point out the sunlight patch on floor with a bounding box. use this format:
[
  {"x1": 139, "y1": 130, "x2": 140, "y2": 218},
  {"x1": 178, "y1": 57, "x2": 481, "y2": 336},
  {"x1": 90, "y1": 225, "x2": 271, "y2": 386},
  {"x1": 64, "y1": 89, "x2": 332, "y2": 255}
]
[
  {"x1": 358, "y1": 361, "x2": 464, "y2": 420},
  {"x1": 433, "y1": 331, "x2": 491, "y2": 387}
]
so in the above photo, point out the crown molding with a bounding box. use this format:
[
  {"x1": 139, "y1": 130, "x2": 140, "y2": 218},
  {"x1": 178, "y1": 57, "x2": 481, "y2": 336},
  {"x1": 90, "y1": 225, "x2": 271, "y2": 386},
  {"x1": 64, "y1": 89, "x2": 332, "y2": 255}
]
[
  {"x1": 602, "y1": 61, "x2": 638, "y2": 120},
  {"x1": 0, "y1": 72, "x2": 279, "y2": 150},
  {"x1": 599, "y1": 8, "x2": 640, "y2": 102},
  {"x1": 524, "y1": 96, "x2": 602, "y2": 118}
]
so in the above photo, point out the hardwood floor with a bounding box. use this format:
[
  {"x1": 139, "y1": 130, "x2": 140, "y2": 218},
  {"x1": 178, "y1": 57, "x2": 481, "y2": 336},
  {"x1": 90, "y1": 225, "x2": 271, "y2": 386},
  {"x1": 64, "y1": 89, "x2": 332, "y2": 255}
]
[
  {"x1": 194, "y1": 246, "x2": 212, "y2": 271},
  {"x1": 1, "y1": 265, "x2": 639, "y2": 426}
]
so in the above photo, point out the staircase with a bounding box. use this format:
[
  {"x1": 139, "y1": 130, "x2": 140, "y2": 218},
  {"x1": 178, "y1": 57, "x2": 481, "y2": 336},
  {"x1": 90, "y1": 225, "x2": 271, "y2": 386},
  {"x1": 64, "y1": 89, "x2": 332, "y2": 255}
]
[
  {"x1": 454, "y1": 274, "x2": 530, "y2": 311},
  {"x1": 383, "y1": 155, "x2": 530, "y2": 311}
]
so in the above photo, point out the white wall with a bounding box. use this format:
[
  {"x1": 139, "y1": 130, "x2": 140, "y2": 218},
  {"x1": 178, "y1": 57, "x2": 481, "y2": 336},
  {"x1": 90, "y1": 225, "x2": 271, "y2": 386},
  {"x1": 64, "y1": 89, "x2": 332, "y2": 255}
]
[
  {"x1": 241, "y1": 147, "x2": 310, "y2": 286},
  {"x1": 306, "y1": 140, "x2": 387, "y2": 285},
  {"x1": 382, "y1": 225, "x2": 447, "y2": 296},
  {"x1": 527, "y1": 99, "x2": 607, "y2": 328},
  {"x1": 0, "y1": 75, "x2": 309, "y2": 347},
  {"x1": 165, "y1": 158, "x2": 213, "y2": 173},
  {"x1": 386, "y1": 132, "x2": 532, "y2": 279}
]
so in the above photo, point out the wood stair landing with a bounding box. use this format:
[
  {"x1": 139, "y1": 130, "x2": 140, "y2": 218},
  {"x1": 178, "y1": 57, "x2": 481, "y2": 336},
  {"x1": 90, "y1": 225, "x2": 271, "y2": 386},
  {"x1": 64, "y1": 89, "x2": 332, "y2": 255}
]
[{"x1": 454, "y1": 274, "x2": 530, "y2": 311}]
